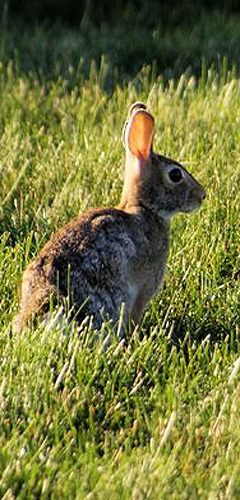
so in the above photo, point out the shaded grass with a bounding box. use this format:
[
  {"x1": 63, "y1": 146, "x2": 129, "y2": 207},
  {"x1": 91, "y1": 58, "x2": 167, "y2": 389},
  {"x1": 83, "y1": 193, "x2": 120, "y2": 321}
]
[{"x1": 1, "y1": 9, "x2": 240, "y2": 86}]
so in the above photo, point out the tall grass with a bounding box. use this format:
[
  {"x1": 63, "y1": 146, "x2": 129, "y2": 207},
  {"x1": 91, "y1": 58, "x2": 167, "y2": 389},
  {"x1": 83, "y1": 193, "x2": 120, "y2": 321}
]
[{"x1": 0, "y1": 12, "x2": 240, "y2": 499}]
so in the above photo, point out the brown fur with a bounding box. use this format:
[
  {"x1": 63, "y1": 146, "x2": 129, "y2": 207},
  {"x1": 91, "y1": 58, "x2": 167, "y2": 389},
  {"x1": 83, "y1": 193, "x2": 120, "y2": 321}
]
[{"x1": 14, "y1": 103, "x2": 206, "y2": 333}]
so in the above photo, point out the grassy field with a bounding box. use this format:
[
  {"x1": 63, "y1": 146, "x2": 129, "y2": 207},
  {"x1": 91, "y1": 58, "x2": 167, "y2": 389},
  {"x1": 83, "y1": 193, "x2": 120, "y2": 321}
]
[{"x1": 1, "y1": 8, "x2": 240, "y2": 499}]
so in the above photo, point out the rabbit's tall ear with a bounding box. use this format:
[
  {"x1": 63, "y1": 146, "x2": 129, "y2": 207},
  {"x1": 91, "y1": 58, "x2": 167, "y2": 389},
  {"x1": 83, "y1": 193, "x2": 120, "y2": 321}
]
[
  {"x1": 125, "y1": 109, "x2": 154, "y2": 162},
  {"x1": 127, "y1": 102, "x2": 147, "y2": 120}
]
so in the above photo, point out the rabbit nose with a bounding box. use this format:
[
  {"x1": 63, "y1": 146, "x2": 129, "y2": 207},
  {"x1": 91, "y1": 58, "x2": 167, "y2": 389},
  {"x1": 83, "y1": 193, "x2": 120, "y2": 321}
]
[
  {"x1": 197, "y1": 191, "x2": 206, "y2": 205},
  {"x1": 201, "y1": 188, "x2": 206, "y2": 202},
  {"x1": 192, "y1": 186, "x2": 206, "y2": 205},
  {"x1": 196, "y1": 184, "x2": 206, "y2": 204}
]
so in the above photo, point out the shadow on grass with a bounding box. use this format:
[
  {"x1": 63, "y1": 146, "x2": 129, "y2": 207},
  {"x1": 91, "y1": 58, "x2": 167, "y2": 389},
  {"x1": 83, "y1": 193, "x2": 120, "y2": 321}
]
[
  {"x1": 142, "y1": 303, "x2": 240, "y2": 360},
  {"x1": 1, "y1": 7, "x2": 240, "y2": 90}
]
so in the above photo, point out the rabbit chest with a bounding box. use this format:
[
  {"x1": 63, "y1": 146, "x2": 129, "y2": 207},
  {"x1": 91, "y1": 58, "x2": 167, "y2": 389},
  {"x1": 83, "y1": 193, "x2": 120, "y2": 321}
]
[{"x1": 126, "y1": 213, "x2": 170, "y2": 321}]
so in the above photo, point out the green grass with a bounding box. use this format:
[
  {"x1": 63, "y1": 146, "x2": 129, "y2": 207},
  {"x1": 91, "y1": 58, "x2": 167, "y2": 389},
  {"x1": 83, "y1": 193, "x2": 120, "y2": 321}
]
[{"x1": 1, "y1": 10, "x2": 240, "y2": 499}]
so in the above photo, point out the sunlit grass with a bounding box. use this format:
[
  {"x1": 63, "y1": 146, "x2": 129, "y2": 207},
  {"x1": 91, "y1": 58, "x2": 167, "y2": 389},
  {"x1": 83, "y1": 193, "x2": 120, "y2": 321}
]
[{"x1": 0, "y1": 15, "x2": 240, "y2": 499}]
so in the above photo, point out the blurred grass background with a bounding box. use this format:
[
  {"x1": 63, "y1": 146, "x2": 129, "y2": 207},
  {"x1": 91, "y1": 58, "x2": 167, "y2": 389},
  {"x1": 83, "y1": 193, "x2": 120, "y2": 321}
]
[{"x1": 1, "y1": 0, "x2": 240, "y2": 85}]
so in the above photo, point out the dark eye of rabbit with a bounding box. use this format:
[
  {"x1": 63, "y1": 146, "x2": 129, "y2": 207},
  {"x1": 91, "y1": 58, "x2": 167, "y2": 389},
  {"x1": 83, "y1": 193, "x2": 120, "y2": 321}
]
[{"x1": 169, "y1": 168, "x2": 183, "y2": 183}]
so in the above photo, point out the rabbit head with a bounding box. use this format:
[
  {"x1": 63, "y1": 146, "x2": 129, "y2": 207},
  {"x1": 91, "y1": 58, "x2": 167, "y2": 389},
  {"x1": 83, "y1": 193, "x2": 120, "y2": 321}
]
[{"x1": 120, "y1": 103, "x2": 206, "y2": 220}]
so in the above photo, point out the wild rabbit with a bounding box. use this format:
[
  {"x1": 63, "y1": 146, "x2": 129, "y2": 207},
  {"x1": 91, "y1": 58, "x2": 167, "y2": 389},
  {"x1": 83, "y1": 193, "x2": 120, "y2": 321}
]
[{"x1": 14, "y1": 102, "x2": 206, "y2": 333}]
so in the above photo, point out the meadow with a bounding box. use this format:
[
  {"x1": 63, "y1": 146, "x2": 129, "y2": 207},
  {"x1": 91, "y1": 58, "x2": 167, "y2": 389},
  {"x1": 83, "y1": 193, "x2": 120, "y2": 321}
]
[{"x1": 1, "y1": 7, "x2": 240, "y2": 499}]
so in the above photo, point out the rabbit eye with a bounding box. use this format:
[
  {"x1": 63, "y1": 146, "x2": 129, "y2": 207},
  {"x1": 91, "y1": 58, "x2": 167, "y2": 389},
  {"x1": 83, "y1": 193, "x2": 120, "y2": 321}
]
[{"x1": 169, "y1": 168, "x2": 183, "y2": 183}]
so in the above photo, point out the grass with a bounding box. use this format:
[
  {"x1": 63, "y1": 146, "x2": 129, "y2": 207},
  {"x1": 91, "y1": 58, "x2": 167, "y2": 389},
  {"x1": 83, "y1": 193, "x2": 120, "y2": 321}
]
[{"x1": 1, "y1": 8, "x2": 240, "y2": 499}]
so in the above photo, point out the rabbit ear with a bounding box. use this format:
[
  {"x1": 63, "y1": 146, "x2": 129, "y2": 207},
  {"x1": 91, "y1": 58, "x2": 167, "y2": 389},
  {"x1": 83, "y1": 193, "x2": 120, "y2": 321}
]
[
  {"x1": 127, "y1": 102, "x2": 147, "y2": 120},
  {"x1": 125, "y1": 109, "x2": 155, "y2": 162}
]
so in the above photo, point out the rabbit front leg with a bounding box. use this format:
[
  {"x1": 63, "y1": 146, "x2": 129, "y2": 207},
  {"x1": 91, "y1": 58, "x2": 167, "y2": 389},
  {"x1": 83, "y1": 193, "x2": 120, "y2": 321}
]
[
  {"x1": 131, "y1": 288, "x2": 150, "y2": 326},
  {"x1": 130, "y1": 276, "x2": 163, "y2": 327}
]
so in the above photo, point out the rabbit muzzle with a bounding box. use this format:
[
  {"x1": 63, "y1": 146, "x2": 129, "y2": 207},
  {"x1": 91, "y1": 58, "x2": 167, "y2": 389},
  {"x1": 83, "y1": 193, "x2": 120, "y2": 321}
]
[{"x1": 184, "y1": 183, "x2": 206, "y2": 212}]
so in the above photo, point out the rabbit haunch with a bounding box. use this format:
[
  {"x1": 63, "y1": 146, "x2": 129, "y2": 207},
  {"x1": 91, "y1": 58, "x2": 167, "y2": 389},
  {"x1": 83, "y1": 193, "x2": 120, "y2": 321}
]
[{"x1": 14, "y1": 103, "x2": 205, "y2": 332}]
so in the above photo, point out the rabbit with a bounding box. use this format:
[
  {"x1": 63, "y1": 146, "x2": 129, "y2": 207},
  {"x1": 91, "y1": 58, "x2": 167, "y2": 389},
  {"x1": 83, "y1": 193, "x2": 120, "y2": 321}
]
[{"x1": 13, "y1": 102, "x2": 206, "y2": 334}]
